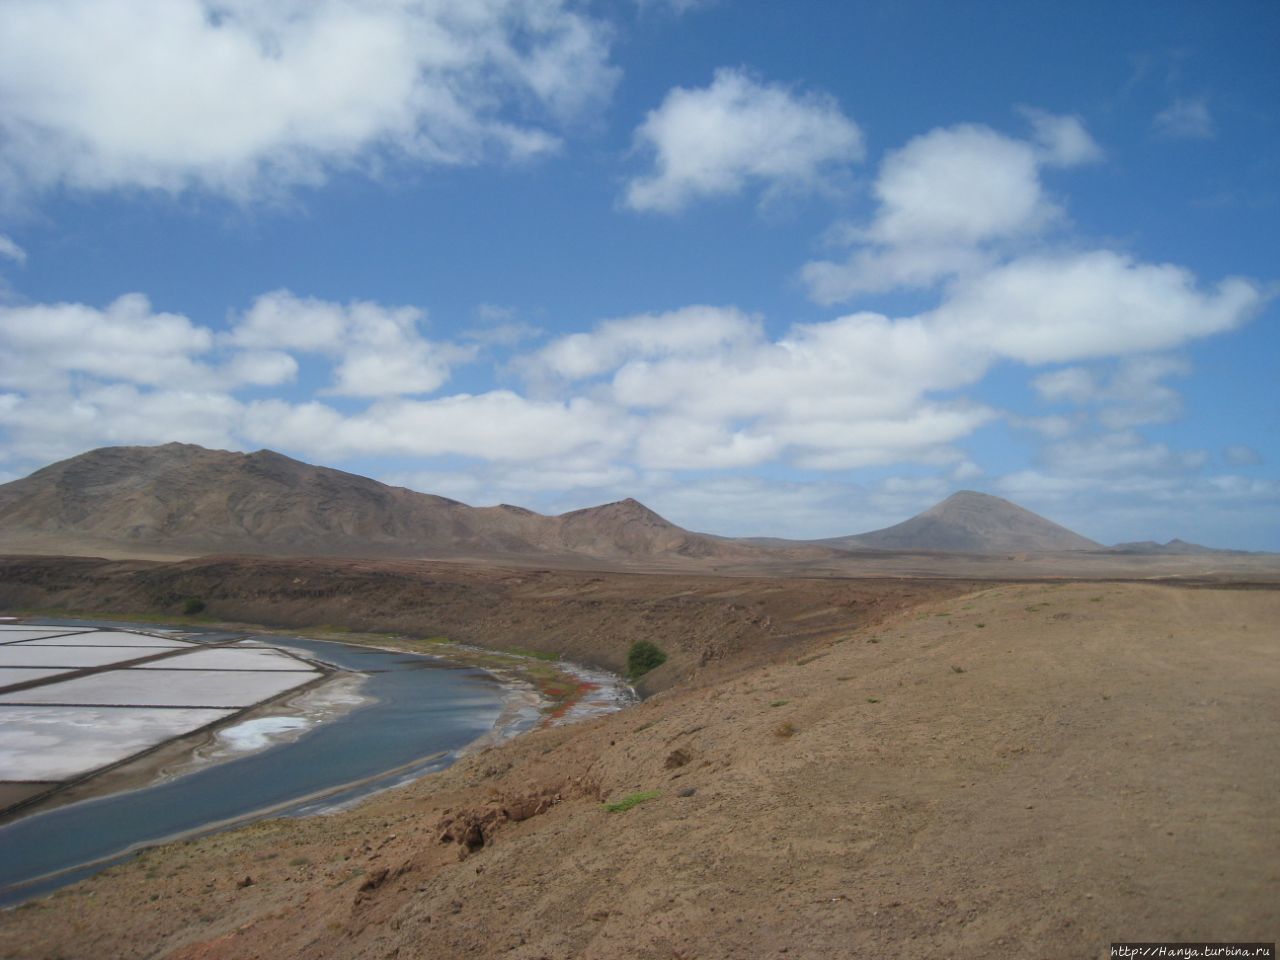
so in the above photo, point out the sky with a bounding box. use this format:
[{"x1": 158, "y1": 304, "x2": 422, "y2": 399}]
[{"x1": 0, "y1": 0, "x2": 1277, "y2": 550}]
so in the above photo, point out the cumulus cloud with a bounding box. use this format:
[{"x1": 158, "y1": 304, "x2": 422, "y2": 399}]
[
  {"x1": 802, "y1": 113, "x2": 1101, "y2": 303},
  {"x1": 229, "y1": 290, "x2": 472, "y2": 396},
  {"x1": 0, "y1": 286, "x2": 485, "y2": 464},
  {"x1": 624, "y1": 68, "x2": 864, "y2": 213},
  {"x1": 528, "y1": 305, "x2": 760, "y2": 380},
  {"x1": 0, "y1": 383, "x2": 243, "y2": 464},
  {"x1": 930, "y1": 252, "x2": 1261, "y2": 364},
  {"x1": 220, "y1": 349, "x2": 298, "y2": 388},
  {"x1": 0, "y1": 293, "x2": 214, "y2": 390},
  {"x1": 532, "y1": 307, "x2": 995, "y2": 472},
  {"x1": 1153, "y1": 97, "x2": 1214, "y2": 140},
  {"x1": 242, "y1": 392, "x2": 627, "y2": 463},
  {"x1": 0, "y1": 0, "x2": 617, "y2": 200},
  {"x1": 520, "y1": 253, "x2": 1260, "y2": 476}
]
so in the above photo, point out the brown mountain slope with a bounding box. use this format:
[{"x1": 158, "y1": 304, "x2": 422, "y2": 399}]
[
  {"x1": 0, "y1": 443, "x2": 757, "y2": 563},
  {"x1": 827, "y1": 489, "x2": 1101, "y2": 554}
]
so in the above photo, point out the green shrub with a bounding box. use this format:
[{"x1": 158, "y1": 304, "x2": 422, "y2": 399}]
[
  {"x1": 604, "y1": 790, "x2": 660, "y2": 813},
  {"x1": 626, "y1": 640, "x2": 667, "y2": 679},
  {"x1": 182, "y1": 597, "x2": 206, "y2": 615}
]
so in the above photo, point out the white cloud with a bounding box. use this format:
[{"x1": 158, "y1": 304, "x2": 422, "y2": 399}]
[
  {"x1": 229, "y1": 291, "x2": 349, "y2": 352},
  {"x1": 868, "y1": 124, "x2": 1054, "y2": 247},
  {"x1": 634, "y1": 416, "x2": 780, "y2": 470},
  {"x1": 230, "y1": 290, "x2": 472, "y2": 396},
  {"x1": 242, "y1": 391, "x2": 627, "y2": 463},
  {"x1": 624, "y1": 68, "x2": 864, "y2": 213},
  {"x1": 802, "y1": 113, "x2": 1101, "y2": 303},
  {"x1": 931, "y1": 252, "x2": 1262, "y2": 364},
  {"x1": 803, "y1": 244, "x2": 992, "y2": 301},
  {"x1": 0, "y1": 0, "x2": 617, "y2": 200},
  {"x1": 0, "y1": 293, "x2": 213, "y2": 390},
  {"x1": 532, "y1": 307, "x2": 996, "y2": 472},
  {"x1": 220, "y1": 349, "x2": 298, "y2": 388},
  {"x1": 529, "y1": 305, "x2": 759, "y2": 380},
  {"x1": 0, "y1": 383, "x2": 242, "y2": 463},
  {"x1": 0, "y1": 233, "x2": 25, "y2": 264},
  {"x1": 1022, "y1": 109, "x2": 1104, "y2": 166},
  {"x1": 631, "y1": 474, "x2": 872, "y2": 539},
  {"x1": 1153, "y1": 97, "x2": 1214, "y2": 140}
]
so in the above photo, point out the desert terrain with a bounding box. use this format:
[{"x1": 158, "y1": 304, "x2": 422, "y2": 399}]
[
  {"x1": 0, "y1": 446, "x2": 1277, "y2": 957},
  {"x1": 0, "y1": 560, "x2": 1277, "y2": 959}
]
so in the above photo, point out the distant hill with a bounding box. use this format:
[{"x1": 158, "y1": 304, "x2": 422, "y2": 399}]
[
  {"x1": 0, "y1": 443, "x2": 756, "y2": 564},
  {"x1": 821, "y1": 490, "x2": 1101, "y2": 554},
  {"x1": 1107, "y1": 538, "x2": 1248, "y2": 556},
  {"x1": 4, "y1": 445, "x2": 1246, "y2": 564}
]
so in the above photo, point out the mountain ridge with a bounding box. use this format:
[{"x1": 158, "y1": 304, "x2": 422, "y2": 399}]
[
  {"x1": 0, "y1": 443, "x2": 757, "y2": 563},
  {"x1": 0, "y1": 443, "x2": 1241, "y2": 562}
]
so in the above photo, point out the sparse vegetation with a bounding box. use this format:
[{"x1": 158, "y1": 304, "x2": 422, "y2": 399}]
[
  {"x1": 626, "y1": 640, "x2": 667, "y2": 679},
  {"x1": 773, "y1": 721, "x2": 797, "y2": 738},
  {"x1": 181, "y1": 597, "x2": 205, "y2": 615},
  {"x1": 866, "y1": 697, "x2": 880, "y2": 703},
  {"x1": 769, "y1": 699, "x2": 789, "y2": 708},
  {"x1": 604, "y1": 791, "x2": 660, "y2": 813},
  {"x1": 504, "y1": 646, "x2": 560, "y2": 662}
]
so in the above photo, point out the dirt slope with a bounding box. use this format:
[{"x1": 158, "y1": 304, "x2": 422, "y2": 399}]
[
  {"x1": 1, "y1": 580, "x2": 1276, "y2": 959},
  {"x1": 0, "y1": 554, "x2": 969, "y2": 694}
]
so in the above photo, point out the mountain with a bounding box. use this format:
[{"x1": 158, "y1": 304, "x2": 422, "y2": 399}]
[
  {"x1": 1108, "y1": 538, "x2": 1247, "y2": 556},
  {"x1": 0, "y1": 443, "x2": 754, "y2": 564},
  {"x1": 824, "y1": 490, "x2": 1101, "y2": 554}
]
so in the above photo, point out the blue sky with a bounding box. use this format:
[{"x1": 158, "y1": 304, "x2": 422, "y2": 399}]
[{"x1": 0, "y1": 0, "x2": 1276, "y2": 549}]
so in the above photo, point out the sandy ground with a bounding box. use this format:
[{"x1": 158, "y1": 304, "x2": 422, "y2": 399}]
[{"x1": 0, "y1": 579, "x2": 1276, "y2": 959}]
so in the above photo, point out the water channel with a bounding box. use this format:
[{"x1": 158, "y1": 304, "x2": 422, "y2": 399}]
[{"x1": 0, "y1": 626, "x2": 557, "y2": 906}]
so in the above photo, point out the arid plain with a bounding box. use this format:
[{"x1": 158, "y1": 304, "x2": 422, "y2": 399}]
[{"x1": 0, "y1": 445, "x2": 1277, "y2": 959}]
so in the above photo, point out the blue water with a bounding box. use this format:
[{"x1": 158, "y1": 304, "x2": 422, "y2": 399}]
[{"x1": 0, "y1": 628, "x2": 512, "y2": 906}]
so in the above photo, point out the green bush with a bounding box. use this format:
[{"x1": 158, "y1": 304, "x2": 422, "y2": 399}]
[
  {"x1": 604, "y1": 790, "x2": 660, "y2": 813},
  {"x1": 182, "y1": 597, "x2": 206, "y2": 615},
  {"x1": 626, "y1": 640, "x2": 667, "y2": 679}
]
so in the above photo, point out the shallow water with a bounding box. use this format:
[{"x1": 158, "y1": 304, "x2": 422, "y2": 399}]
[{"x1": 0, "y1": 629, "x2": 517, "y2": 906}]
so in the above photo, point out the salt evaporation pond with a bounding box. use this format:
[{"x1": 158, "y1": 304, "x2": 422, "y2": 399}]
[{"x1": 0, "y1": 626, "x2": 543, "y2": 906}]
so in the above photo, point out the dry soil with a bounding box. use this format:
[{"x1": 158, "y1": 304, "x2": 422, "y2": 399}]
[{"x1": 0, "y1": 574, "x2": 1276, "y2": 959}]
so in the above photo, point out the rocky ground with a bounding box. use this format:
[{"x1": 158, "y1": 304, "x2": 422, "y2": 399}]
[{"x1": 0, "y1": 573, "x2": 1276, "y2": 959}]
